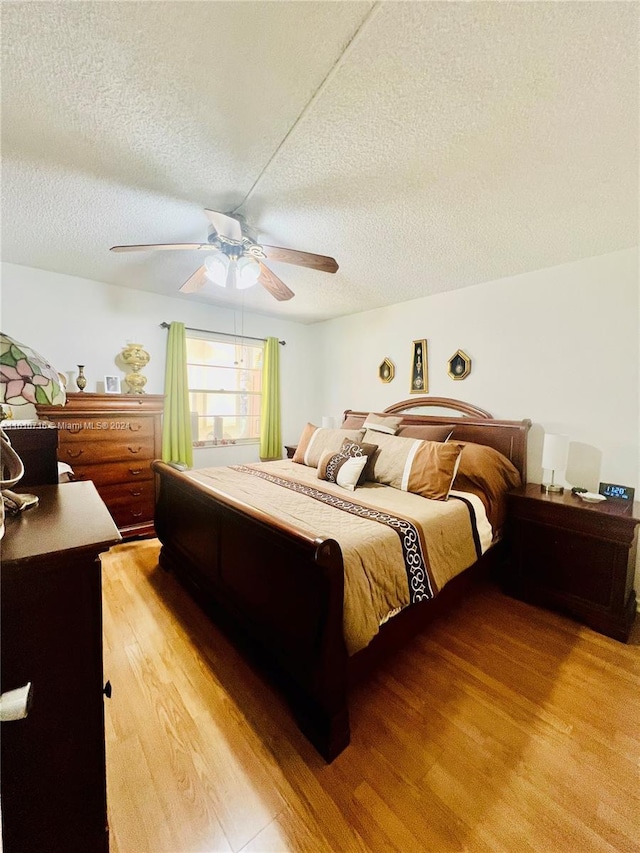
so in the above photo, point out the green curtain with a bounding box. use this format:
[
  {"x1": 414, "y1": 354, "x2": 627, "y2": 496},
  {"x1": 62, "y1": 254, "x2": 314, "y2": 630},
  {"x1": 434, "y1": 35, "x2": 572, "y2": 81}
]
[
  {"x1": 161, "y1": 322, "x2": 193, "y2": 467},
  {"x1": 259, "y1": 336, "x2": 282, "y2": 461}
]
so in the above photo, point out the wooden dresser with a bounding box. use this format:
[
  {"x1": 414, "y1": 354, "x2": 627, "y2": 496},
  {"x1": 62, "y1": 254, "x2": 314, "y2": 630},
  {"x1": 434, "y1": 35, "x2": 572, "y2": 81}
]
[
  {"x1": 37, "y1": 393, "x2": 164, "y2": 537},
  {"x1": 1, "y1": 482, "x2": 121, "y2": 852}
]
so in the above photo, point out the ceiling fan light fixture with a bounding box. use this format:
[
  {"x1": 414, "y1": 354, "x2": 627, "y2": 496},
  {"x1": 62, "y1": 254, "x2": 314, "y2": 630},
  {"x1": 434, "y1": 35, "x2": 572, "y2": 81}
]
[
  {"x1": 204, "y1": 253, "x2": 229, "y2": 287},
  {"x1": 236, "y1": 256, "x2": 261, "y2": 289}
]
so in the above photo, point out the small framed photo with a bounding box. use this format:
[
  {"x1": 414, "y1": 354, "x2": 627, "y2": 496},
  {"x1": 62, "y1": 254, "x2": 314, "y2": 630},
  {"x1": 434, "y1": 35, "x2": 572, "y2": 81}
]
[
  {"x1": 104, "y1": 375, "x2": 121, "y2": 394},
  {"x1": 410, "y1": 340, "x2": 428, "y2": 394}
]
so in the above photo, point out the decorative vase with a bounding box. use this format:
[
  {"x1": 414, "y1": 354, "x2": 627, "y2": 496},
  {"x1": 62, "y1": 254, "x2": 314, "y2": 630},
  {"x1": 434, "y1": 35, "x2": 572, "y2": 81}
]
[
  {"x1": 76, "y1": 365, "x2": 87, "y2": 392},
  {"x1": 121, "y1": 344, "x2": 150, "y2": 395}
]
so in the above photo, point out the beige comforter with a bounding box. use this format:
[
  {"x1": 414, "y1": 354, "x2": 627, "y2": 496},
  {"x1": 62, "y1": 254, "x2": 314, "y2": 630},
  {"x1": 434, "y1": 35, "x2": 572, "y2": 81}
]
[{"x1": 187, "y1": 460, "x2": 493, "y2": 655}]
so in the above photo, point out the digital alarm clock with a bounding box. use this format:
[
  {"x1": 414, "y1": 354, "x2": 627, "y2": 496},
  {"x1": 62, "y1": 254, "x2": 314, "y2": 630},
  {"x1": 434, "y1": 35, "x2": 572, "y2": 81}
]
[{"x1": 598, "y1": 482, "x2": 635, "y2": 503}]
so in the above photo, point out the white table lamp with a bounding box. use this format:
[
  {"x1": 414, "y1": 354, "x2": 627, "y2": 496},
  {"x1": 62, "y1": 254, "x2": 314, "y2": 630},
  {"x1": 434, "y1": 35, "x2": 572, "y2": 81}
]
[{"x1": 541, "y1": 433, "x2": 569, "y2": 494}]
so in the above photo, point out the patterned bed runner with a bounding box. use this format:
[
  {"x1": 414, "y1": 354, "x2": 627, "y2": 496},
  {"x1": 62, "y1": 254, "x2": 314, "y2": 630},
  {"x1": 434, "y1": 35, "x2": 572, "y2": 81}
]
[{"x1": 230, "y1": 464, "x2": 441, "y2": 602}]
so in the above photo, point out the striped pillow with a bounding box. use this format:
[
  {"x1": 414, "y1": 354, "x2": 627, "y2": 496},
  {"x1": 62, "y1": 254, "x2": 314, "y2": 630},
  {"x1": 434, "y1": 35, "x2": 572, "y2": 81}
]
[
  {"x1": 292, "y1": 423, "x2": 365, "y2": 467},
  {"x1": 363, "y1": 429, "x2": 463, "y2": 500},
  {"x1": 362, "y1": 412, "x2": 403, "y2": 435},
  {"x1": 317, "y1": 451, "x2": 369, "y2": 491}
]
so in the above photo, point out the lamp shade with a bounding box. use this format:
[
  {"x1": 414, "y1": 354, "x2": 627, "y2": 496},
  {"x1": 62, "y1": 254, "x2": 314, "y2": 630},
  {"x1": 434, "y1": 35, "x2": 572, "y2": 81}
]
[
  {"x1": 236, "y1": 256, "x2": 261, "y2": 289},
  {"x1": 542, "y1": 433, "x2": 569, "y2": 471},
  {"x1": 204, "y1": 254, "x2": 230, "y2": 287},
  {"x1": 0, "y1": 334, "x2": 66, "y2": 408}
]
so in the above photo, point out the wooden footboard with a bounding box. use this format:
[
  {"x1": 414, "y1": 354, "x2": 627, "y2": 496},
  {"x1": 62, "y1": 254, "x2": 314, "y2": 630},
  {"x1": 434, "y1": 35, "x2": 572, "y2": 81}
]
[{"x1": 152, "y1": 460, "x2": 351, "y2": 761}]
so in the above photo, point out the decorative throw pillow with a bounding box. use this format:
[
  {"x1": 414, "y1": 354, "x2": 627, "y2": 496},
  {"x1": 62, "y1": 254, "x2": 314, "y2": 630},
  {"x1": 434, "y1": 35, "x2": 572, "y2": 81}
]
[
  {"x1": 338, "y1": 437, "x2": 379, "y2": 484},
  {"x1": 317, "y1": 451, "x2": 369, "y2": 491},
  {"x1": 292, "y1": 423, "x2": 365, "y2": 467},
  {"x1": 363, "y1": 429, "x2": 463, "y2": 500},
  {"x1": 362, "y1": 413, "x2": 403, "y2": 435}
]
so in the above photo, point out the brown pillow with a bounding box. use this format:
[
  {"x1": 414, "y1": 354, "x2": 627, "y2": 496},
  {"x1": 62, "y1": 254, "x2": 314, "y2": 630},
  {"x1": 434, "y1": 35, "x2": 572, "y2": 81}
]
[
  {"x1": 338, "y1": 437, "x2": 379, "y2": 484},
  {"x1": 362, "y1": 412, "x2": 403, "y2": 435},
  {"x1": 292, "y1": 423, "x2": 364, "y2": 467},
  {"x1": 363, "y1": 430, "x2": 463, "y2": 500},
  {"x1": 449, "y1": 441, "x2": 522, "y2": 529},
  {"x1": 396, "y1": 425, "x2": 454, "y2": 441},
  {"x1": 341, "y1": 414, "x2": 367, "y2": 430}
]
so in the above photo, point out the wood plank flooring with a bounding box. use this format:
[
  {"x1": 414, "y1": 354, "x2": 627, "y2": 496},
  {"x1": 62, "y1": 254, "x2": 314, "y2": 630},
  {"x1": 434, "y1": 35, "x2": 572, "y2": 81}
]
[{"x1": 101, "y1": 539, "x2": 640, "y2": 853}]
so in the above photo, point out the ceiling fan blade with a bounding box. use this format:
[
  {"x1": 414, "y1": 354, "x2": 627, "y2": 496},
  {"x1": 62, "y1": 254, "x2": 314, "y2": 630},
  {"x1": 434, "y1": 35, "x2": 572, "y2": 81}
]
[
  {"x1": 204, "y1": 209, "x2": 243, "y2": 242},
  {"x1": 260, "y1": 245, "x2": 339, "y2": 274},
  {"x1": 179, "y1": 266, "x2": 208, "y2": 294},
  {"x1": 111, "y1": 243, "x2": 212, "y2": 252},
  {"x1": 258, "y1": 263, "x2": 295, "y2": 301}
]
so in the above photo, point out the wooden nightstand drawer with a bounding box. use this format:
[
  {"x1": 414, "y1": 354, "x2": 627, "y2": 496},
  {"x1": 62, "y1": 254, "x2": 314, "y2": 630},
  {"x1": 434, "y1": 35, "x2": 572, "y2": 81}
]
[{"x1": 506, "y1": 484, "x2": 639, "y2": 642}]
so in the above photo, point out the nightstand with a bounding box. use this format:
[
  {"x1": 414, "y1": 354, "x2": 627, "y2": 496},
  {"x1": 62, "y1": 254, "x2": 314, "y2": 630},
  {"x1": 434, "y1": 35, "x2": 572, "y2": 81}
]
[
  {"x1": 506, "y1": 484, "x2": 638, "y2": 642},
  {"x1": 285, "y1": 444, "x2": 298, "y2": 459}
]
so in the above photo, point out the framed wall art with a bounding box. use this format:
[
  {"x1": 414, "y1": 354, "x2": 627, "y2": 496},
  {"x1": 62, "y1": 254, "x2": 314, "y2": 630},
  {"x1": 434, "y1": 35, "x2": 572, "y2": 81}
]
[
  {"x1": 448, "y1": 350, "x2": 471, "y2": 380},
  {"x1": 410, "y1": 339, "x2": 428, "y2": 393},
  {"x1": 378, "y1": 358, "x2": 395, "y2": 383}
]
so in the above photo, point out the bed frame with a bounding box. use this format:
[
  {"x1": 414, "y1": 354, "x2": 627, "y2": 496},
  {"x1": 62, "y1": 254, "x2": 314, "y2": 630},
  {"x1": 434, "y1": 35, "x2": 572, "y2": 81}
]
[{"x1": 153, "y1": 397, "x2": 530, "y2": 761}]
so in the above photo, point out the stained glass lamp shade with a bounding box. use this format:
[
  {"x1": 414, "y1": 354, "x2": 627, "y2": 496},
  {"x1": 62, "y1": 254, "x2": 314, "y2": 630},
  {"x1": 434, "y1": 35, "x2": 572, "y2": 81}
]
[
  {"x1": 0, "y1": 334, "x2": 66, "y2": 411},
  {"x1": 0, "y1": 334, "x2": 66, "y2": 529}
]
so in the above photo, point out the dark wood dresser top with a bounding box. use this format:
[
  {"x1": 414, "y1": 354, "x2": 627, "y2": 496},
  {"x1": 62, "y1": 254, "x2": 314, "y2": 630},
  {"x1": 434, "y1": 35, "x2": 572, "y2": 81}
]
[{"x1": 2, "y1": 482, "x2": 121, "y2": 564}]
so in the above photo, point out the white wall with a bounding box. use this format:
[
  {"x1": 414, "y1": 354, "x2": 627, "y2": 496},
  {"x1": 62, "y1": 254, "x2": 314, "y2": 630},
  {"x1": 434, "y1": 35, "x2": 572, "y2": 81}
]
[
  {"x1": 317, "y1": 248, "x2": 638, "y2": 492},
  {"x1": 0, "y1": 263, "x2": 320, "y2": 465}
]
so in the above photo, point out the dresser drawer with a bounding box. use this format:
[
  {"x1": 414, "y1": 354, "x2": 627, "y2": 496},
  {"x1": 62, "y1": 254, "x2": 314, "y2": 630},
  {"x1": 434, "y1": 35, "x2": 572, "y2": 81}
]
[
  {"x1": 107, "y1": 496, "x2": 156, "y2": 529},
  {"x1": 69, "y1": 459, "x2": 154, "y2": 485},
  {"x1": 99, "y1": 480, "x2": 155, "y2": 505},
  {"x1": 57, "y1": 417, "x2": 154, "y2": 443},
  {"x1": 59, "y1": 439, "x2": 154, "y2": 466}
]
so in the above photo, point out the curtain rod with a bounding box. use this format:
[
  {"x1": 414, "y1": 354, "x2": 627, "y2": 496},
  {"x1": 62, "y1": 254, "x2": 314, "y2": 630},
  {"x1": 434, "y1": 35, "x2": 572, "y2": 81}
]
[{"x1": 160, "y1": 322, "x2": 285, "y2": 346}]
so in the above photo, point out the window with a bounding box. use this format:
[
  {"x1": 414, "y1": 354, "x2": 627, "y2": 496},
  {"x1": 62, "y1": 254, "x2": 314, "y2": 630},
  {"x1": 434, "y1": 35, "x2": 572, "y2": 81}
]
[{"x1": 186, "y1": 335, "x2": 263, "y2": 445}]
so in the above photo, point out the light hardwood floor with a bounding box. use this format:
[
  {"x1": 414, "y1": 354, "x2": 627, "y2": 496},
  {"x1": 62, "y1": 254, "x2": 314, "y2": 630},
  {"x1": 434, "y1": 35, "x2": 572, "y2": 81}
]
[{"x1": 101, "y1": 539, "x2": 640, "y2": 853}]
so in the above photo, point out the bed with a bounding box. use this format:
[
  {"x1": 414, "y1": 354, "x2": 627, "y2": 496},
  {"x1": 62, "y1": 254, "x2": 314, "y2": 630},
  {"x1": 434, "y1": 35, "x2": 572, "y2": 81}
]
[{"x1": 152, "y1": 397, "x2": 531, "y2": 761}]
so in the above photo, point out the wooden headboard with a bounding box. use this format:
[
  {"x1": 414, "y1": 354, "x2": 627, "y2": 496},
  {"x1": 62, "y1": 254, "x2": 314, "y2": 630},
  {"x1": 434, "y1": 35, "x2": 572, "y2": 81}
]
[{"x1": 342, "y1": 397, "x2": 531, "y2": 482}]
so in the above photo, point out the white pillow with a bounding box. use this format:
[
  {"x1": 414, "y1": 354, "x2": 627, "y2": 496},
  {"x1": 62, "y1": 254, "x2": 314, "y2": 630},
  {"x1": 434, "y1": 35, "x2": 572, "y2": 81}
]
[
  {"x1": 335, "y1": 455, "x2": 369, "y2": 491},
  {"x1": 317, "y1": 450, "x2": 369, "y2": 491}
]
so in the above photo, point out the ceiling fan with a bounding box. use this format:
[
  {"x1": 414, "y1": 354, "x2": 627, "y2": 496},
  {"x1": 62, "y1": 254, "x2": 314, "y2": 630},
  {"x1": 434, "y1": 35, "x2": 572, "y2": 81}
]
[{"x1": 110, "y1": 209, "x2": 339, "y2": 301}]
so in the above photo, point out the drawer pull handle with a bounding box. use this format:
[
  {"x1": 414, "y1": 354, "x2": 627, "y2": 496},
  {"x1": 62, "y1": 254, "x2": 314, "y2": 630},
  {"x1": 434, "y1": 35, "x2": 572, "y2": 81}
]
[
  {"x1": 103, "y1": 681, "x2": 112, "y2": 699},
  {"x1": 129, "y1": 468, "x2": 142, "y2": 475},
  {"x1": 131, "y1": 510, "x2": 143, "y2": 518},
  {"x1": 129, "y1": 489, "x2": 142, "y2": 496},
  {"x1": 129, "y1": 423, "x2": 142, "y2": 432},
  {"x1": 67, "y1": 449, "x2": 84, "y2": 459},
  {"x1": 127, "y1": 446, "x2": 142, "y2": 454}
]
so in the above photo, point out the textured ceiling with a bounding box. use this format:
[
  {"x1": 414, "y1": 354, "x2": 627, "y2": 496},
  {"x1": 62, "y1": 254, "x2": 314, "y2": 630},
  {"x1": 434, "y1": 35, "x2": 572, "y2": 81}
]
[{"x1": 2, "y1": 1, "x2": 638, "y2": 324}]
